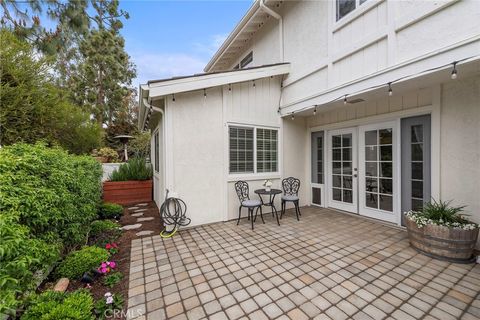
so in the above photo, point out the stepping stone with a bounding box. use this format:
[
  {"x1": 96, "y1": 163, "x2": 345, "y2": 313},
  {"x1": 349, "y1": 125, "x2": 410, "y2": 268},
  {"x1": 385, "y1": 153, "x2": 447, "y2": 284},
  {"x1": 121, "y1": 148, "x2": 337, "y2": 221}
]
[
  {"x1": 137, "y1": 217, "x2": 154, "y2": 222},
  {"x1": 128, "y1": 206, "x2": 139, "y2": 210},
  {"x1": 137, "y1": 203, "x2": 148, "y2": 206},
  {"x1": 122, "y1": 223, "x2": 142, "y2": 230},
  {"x1": 136, "y1": 230, "x2": 154, "y2": 236},
  {"x1": 131, "y1": 213, "x2": 144, "y2": 217},
  {"x1": 134, "y1": 208, "x2": 147, "y2": 212}
]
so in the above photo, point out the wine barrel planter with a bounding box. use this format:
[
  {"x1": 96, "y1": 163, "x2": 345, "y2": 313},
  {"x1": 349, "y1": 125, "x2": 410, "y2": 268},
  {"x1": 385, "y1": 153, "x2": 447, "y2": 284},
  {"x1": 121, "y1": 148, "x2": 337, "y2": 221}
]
[
  {"x1": 103, "y1": 180, "x2": 152, "y2": 205},
  {"x1": 405, "y1": 216, "x2": 479, "y2": 263}
]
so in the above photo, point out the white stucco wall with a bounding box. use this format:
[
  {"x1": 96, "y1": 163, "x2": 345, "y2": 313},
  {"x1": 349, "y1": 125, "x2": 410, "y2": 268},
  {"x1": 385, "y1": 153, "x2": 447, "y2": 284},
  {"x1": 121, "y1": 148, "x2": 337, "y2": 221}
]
[
  {"x1": 440, "y1": 75, "x2": 480, "y2": 225},
  {"x1": 167, "y1": 88, "x2": 225, "y2": 227}
]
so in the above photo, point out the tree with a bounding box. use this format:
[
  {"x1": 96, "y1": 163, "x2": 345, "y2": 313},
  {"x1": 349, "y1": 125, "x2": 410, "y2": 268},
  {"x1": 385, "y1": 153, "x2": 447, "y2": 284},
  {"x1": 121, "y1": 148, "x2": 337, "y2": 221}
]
[
  {"x1": 0, "y1": 30, "x2": 102, "y2": 154},
  {"x1": 70, "y1": 0, "x2": 136, "y2": 126}
]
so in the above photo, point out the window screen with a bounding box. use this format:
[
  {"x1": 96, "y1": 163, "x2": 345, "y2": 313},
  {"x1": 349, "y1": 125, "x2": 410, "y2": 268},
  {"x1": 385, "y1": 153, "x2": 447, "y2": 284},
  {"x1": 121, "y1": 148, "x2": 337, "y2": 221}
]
[
  {"x1": 240, "y1": 52, "x2": 253, "y2": 68},
  {"x1": 257, "y1": 129, "x2": 278, "y2": 173},
  {"x1": 229, "y1": 127, "x2": 254, "y2": 173}
]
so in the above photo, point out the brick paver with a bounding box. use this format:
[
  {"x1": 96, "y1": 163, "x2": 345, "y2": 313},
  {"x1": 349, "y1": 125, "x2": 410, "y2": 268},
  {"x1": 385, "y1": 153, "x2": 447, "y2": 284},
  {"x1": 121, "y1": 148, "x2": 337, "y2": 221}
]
[{"x1": 126, "y1": 207, "x2": 480, "y2": 319}]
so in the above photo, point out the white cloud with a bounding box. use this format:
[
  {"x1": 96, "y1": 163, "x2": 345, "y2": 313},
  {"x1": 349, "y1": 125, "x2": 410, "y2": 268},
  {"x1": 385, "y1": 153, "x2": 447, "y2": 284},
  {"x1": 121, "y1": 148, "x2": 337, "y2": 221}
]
[
  {"x1": 133, "y1": 52, "x2": 206, "y2": 87},
  {"x1": 131, "y1": 33, "x2": 228, "y2": 88},
  {"x1": 193, "y1": 34, "x2": 228, "y2": 56}
]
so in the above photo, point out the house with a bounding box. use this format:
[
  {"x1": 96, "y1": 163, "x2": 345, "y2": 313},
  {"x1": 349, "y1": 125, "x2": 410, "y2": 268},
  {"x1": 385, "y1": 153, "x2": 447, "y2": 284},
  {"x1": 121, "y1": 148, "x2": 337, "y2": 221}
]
[{"x1": 138, "y1": 0, "x2": 480, "y2": 237}]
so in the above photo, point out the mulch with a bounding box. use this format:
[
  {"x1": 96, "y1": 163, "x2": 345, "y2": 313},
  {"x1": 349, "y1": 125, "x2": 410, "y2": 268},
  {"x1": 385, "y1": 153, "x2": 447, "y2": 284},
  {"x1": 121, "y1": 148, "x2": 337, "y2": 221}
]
[{"x1": 38, "y1": 201, "x2": 163, "y2": 318}]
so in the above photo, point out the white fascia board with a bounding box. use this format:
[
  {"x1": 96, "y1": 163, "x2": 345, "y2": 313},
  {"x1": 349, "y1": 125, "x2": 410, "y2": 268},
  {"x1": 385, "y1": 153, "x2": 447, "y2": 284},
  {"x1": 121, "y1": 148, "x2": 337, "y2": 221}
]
[
  {"x1": 204, "y1": 0, "x2": 261, "y2": 72},
  {"x1": 148, "y1": 63, "x2": 290, "y2": 98}
]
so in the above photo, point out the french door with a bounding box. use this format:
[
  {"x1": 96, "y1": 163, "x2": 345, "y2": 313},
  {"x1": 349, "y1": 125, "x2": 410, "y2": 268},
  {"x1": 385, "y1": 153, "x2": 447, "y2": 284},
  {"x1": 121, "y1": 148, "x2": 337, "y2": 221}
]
[
  {"x1": 358, "y1": 121, "x2": 399, "y2": 223},
  {"x1": 327, "y1": 128, "x2": 358, "y2": 213}
]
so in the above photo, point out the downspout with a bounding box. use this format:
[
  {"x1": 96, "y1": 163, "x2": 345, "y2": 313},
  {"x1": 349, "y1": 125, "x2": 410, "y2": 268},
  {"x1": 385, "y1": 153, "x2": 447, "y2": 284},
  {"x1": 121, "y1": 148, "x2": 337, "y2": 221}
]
[{"x1": 260, "y1": 0, "x2": 283, "y2": 62}]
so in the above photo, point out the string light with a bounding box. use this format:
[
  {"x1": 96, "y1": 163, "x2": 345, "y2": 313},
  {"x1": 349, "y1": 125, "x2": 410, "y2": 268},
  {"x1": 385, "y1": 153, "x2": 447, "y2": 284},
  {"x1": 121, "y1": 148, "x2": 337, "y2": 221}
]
[
  {"x1": 451, "y1": 62, "x2": 458, "y2": 79},
  {"x1": 228, "y1": 84, "x2": 232, "y2": 91},
  {"x1": 291, "y1": 112, "x2": 295, "y2": 120},
  {"x1": 313, "y1": 106, "x2": 317, "y2": 115},
  {"x1": 275, "y1": 56, "x2": 478, "y2": 116},
  {"x1": 172, "y1": 94, "x2": 175, "y2": 102},
  {"x1": 203, "y1": 88, "x2": 207, "y2": 98},
  {"x1": 253, "y1": 80, "x2": 256, "y2": 88}
]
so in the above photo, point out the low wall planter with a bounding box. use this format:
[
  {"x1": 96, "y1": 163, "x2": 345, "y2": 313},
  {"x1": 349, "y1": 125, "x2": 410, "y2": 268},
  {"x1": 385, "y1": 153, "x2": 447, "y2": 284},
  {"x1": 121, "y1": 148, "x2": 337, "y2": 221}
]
[
  {"x1": 405, "y1": 216, "x2": 479, "y2": 263},
  {"x1": 103, "y1": 180, "x2": 152, "y2": 205}
]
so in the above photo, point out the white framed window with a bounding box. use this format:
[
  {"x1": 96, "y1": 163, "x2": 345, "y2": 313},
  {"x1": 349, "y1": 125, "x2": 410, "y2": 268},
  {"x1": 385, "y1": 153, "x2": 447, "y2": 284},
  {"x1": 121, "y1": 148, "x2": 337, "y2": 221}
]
[
  {"x1": 336, "y1": 0, "x2": 369, "y2": 21},
  {"x1": 240, "y1": 51, "x2": 253, "y2": 69},
  {"x1": 229, "y1": 125, "x2": 278, "y2": 174},
  {"x1": 154, "y1": 130, "x2": 159, "y2": 173}
]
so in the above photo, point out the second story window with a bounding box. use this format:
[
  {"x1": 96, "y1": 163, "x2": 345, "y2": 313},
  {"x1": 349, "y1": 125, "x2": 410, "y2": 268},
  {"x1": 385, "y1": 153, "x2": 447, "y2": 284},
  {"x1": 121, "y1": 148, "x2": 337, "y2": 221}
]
[
  {"x1": 336, "y1": 0, "x2": 368, "y2": 21},
  {"x1": 240, "y1": 51, "x2": 253, "y2": 69}
]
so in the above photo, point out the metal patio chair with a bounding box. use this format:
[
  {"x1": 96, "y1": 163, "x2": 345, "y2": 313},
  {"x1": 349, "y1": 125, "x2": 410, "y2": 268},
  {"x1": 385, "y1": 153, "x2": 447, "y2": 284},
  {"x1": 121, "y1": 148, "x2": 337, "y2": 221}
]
[
  {"x1": 281, "y1": 177, "x2": 301, "y2": 221},
  {"x1": 234, "y1": 181, "x2": 264, "y2": 230}
]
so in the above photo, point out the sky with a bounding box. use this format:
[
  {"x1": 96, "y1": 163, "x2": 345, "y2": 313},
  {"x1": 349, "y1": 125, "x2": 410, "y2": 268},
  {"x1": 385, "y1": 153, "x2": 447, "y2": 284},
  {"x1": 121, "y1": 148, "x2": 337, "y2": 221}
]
[{"x1": 119, "y1": 0, "x2": 253, "y2": 88}]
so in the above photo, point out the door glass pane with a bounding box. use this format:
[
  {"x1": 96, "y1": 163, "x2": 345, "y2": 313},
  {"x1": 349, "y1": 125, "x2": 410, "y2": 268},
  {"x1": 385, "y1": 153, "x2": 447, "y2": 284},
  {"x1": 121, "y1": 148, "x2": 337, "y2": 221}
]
[
  {"x1": 379, "y1": 129, "x2": 393, "y2": 145},
  {"x1": 365, "y1": 146, "x2": 377, "y2": 161},
  {"x1": 380, "y1": 195, "x2": 393, "y2": 211},
  {"x1": 411, "y1": 144, "x2": 423, "y2": 161},
  {"x1": 331, "y1": 132, "x2": 354, "y2": 204},
  {"x1": 411, "y1": 125, "x2": 423, "y2": 143},
  {"x1": 333, "y1": 188, "x2": 342, "y2": 201},
  {"x1": 363, "y1": 127, "x2": 394, "y2": 212},
  {"x1": 365, "y1": 130, "x2": 377, "y2": 145},
  {"x1": 412, "y1": 180, "x2": 423, "y2": 198},
  {"x1": 412, "y1": 163, "x2": 423, "y2": 179},
  {"x1": 366, "y1": 193, "x2": 377, "y2": 208}
]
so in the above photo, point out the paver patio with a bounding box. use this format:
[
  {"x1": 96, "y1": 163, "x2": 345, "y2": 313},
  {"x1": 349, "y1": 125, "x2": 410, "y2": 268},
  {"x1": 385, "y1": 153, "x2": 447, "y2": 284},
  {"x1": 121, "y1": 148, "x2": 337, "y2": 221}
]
[{"x1": 126, "y1": 207, "x2": 480, "y2": 320}]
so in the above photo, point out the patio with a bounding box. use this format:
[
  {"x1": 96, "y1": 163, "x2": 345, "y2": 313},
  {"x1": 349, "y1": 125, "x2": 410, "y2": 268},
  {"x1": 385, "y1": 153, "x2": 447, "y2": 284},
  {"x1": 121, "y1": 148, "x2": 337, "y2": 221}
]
[{"x1": 126, "y1": 206, "x2": 480, "y2": 320}]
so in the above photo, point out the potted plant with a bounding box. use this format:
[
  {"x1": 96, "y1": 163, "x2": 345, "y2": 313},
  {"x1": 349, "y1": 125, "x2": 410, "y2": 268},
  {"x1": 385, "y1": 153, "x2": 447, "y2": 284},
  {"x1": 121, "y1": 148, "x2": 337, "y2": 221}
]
[
  {"x1": 103, "y1": 157, "x2": 153, "y2": 205},
  {"x1": 404, "y1": 200, "x2": 479, "y2": 263},
  {"x1": 263, "y1": 179, "x2": 273, "y2": 192}
]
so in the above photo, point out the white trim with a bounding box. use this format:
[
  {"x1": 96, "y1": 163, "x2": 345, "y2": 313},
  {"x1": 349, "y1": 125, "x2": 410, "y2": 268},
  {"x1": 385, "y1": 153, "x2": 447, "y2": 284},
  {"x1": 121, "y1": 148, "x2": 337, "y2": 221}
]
[
  {"x1": 394, "y1": 0, "x2": 459, "y2": 32},
  {"x1": 227, "y1": 123, "x2": 280, "y2": 178},
  {"x1": 148, "y1": 64, "x2": 290, "y2": 98},
  {"x1": 333, "y1": 0, "x2": 385, "y2": 32},
  {"x1": 358, "y1": 121, "x2": 400, "y2": 224},
  {"x1": 327, "y1": 127, "x2": 359, "y2": 213}
]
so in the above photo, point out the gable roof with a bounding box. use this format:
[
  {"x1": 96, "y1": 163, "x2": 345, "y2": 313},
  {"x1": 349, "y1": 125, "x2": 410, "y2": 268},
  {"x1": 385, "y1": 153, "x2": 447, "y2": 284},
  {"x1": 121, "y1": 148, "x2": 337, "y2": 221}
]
[{"x1": 204, "y1": 0, "x2": 283, "y2": 72}]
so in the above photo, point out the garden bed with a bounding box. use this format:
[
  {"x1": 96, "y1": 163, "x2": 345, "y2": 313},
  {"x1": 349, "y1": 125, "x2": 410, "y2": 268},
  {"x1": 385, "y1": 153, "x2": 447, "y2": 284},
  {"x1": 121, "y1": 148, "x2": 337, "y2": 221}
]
[{"x1": 38, "y1": 202, "x2": 163, "y2": 318}]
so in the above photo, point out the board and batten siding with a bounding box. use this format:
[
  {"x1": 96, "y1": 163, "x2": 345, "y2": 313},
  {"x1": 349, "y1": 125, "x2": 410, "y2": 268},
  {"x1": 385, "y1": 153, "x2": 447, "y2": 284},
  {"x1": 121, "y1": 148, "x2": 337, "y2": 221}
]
[{"x1": 224, "y1": 76, "x2": 284, "y2": 221}]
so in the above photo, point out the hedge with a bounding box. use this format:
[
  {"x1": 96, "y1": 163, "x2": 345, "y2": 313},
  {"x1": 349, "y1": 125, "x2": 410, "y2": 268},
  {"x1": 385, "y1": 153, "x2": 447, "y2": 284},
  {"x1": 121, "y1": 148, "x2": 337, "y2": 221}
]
[{"x1": 0, "y1": 143, "x2": 102, "y2": 315}]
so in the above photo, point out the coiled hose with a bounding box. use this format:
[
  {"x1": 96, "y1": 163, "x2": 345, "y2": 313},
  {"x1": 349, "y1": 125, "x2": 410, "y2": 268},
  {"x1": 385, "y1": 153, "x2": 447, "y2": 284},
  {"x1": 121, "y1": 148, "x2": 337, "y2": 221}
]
[{"x1": 159, "y1": 190, "x2": 190, "y2": 238}]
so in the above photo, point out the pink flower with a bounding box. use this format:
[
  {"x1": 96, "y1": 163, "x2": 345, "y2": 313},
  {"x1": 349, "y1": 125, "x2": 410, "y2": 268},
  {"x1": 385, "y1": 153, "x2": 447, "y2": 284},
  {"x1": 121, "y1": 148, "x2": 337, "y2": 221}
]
[
  {"x1": 101, "y1": 267, "x2": 108, "y2": 273},
  {"x1": 101, "y1": 262, "x2": 107, "y2": 268},
  {"x1": 105, "y1": 244, "x2": 112, "y2": 249},
  {"x1": 109, "y1": 261, "x2": 116, "y2": 268}
]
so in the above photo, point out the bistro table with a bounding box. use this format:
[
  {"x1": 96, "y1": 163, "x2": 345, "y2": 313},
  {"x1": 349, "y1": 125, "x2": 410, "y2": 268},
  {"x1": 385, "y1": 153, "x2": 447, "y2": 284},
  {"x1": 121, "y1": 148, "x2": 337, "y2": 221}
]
[{"x1": 254, "y1": 188, "x2": 281, "y2": 226}]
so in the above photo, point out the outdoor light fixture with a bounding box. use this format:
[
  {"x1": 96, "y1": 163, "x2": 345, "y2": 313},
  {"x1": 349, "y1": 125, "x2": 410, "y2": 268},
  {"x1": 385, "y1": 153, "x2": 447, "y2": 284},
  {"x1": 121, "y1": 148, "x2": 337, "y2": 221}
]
[
  {"x1": 388, "y1": 83, "x2": 393, "y2": 96},
  {"x1": 451, "y1": 62, "x2": 458, "y2": 79},
  {"x1": 343, "y1": 95, "x2": 348, "y2": 105}
]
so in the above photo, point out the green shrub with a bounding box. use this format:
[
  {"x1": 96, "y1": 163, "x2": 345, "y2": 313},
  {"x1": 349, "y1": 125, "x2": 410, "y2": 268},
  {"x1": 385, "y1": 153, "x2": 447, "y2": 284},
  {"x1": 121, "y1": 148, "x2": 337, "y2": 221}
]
[
  {"x1": 0, "y1": 143, "x2": 102, "y2": 312},
  {"x1": 99, "y1": 202, "x2": 124, "y2": 219},
  {"x1": 97, "y1": 147, "x2": 119, "y2": 163},
  {"x1": 109, "y1": 157, "x2": 152, "y2": 181},
  {"x1": 129, "y1": 132, "x2": 151, "y2": 158},
  {"x1": 0, "y1": 143, "x2": 102, "y2": 246},
  {"x1": 55, "y1": 246, "x2": 109, "y2": 280},
  {"x1": 0, "y1": 216, "x2": 60, "y2": 316},
  {"x1": 103, "y1": 272, "x2": 123, "y2": 288},
  {"x1": 21, "y1": 290, "x2": 94, "y2": 320},
  {"x1": 88, "y1": 220, "x2": 122, "y2": 247}
]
